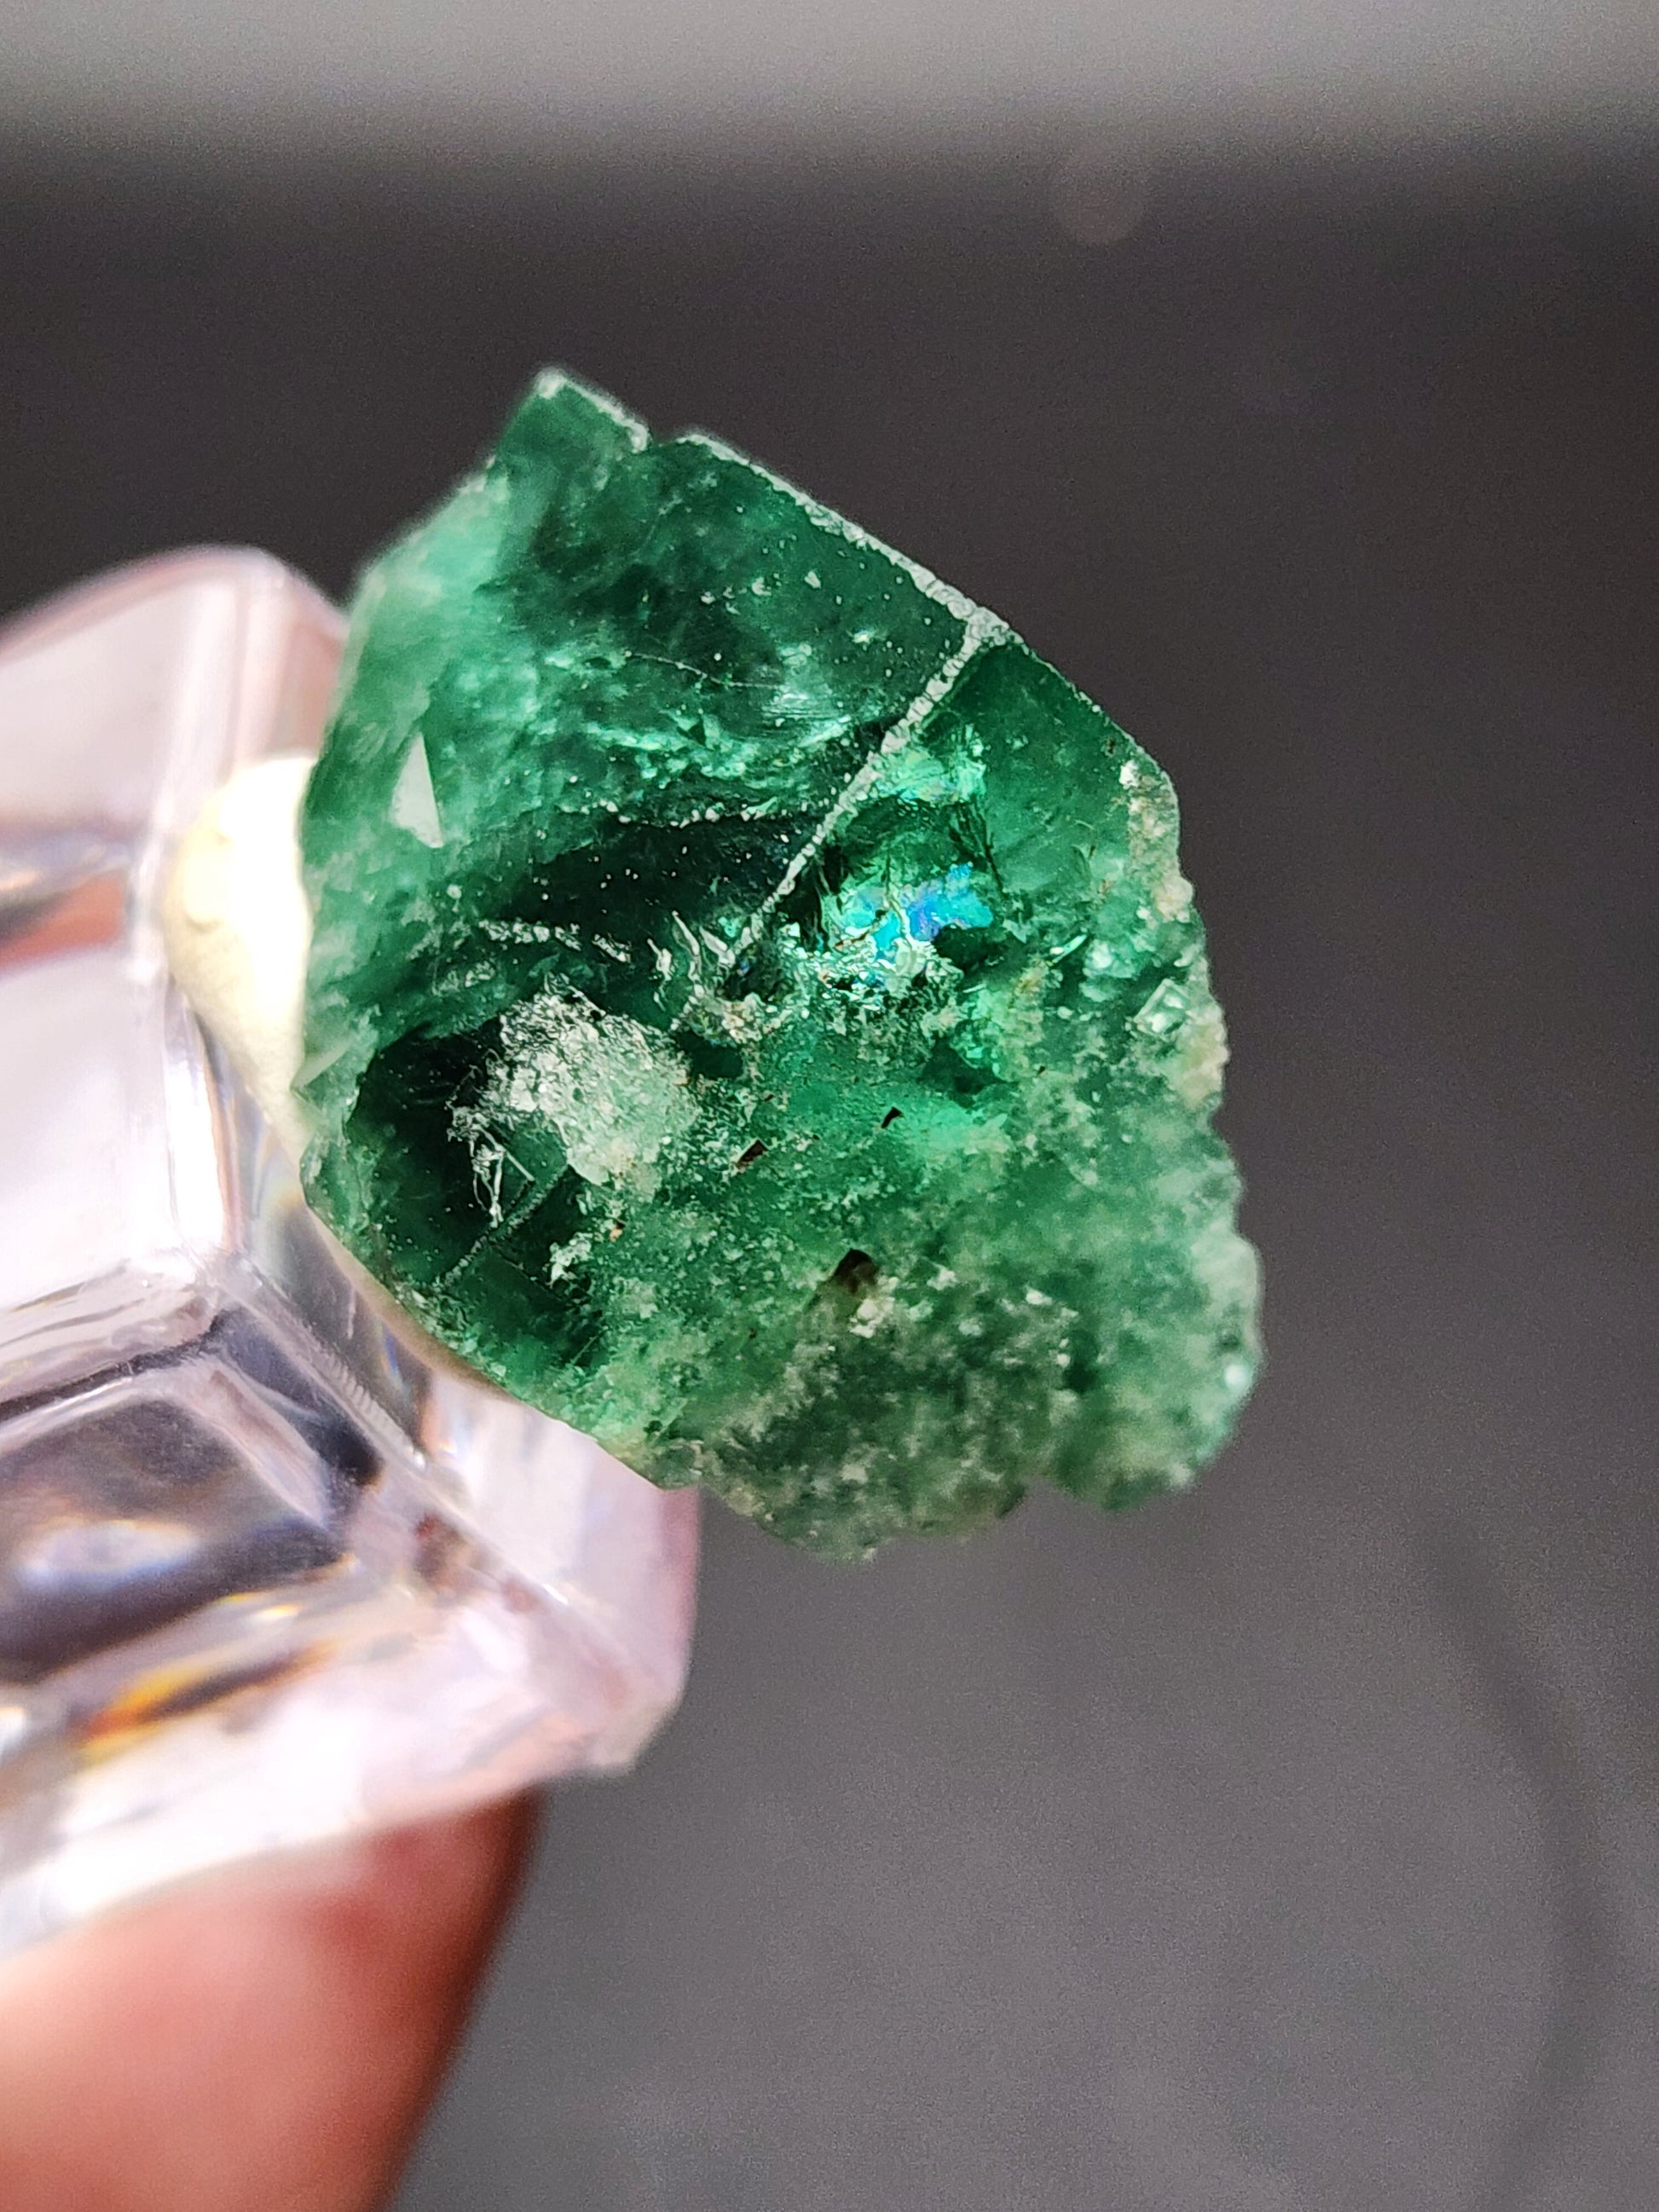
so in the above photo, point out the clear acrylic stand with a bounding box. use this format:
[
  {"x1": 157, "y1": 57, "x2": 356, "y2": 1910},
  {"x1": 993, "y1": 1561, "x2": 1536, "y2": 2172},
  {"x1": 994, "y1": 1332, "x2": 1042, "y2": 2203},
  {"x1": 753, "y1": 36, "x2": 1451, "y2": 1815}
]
[{"x1": 0, "y1": 552, "x2": 697, "y2": 1957}]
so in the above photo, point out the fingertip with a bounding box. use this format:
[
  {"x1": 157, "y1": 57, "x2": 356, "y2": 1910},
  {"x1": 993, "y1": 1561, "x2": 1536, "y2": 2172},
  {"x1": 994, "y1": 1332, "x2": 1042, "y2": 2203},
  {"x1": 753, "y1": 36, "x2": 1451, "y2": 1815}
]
[{"x1": 0, "y1": 1793, "x2": 541, "y2": 2212}]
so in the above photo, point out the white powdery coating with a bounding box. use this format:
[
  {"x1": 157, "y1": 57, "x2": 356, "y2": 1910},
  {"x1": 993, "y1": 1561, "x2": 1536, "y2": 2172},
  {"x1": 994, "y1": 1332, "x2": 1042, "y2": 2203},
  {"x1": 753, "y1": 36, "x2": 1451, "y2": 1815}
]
[{"x1": 471, "y1": 986, "x2": 697, "y2": 1196}]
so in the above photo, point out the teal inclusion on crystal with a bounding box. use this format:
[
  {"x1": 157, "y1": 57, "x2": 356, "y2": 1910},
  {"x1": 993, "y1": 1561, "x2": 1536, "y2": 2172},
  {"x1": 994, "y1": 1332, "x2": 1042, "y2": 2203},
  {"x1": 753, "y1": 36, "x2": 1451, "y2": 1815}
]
[
  {"x1": 832, "y1": 865, "x2": 996, "y2": 986},
  {"x1": 299, "y1": 371, "x2": 1261, "y2": 1556}
]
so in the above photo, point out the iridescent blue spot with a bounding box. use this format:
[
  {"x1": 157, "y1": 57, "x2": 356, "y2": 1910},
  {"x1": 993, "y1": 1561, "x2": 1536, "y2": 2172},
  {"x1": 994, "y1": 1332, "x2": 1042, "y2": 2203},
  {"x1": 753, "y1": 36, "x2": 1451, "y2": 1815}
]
[
  {"x1": 903, "y1": 863, "x2": 994, "y2": 943},
  {"x1": 831, "y1": 864, "x2": 995, "y2": 985}
]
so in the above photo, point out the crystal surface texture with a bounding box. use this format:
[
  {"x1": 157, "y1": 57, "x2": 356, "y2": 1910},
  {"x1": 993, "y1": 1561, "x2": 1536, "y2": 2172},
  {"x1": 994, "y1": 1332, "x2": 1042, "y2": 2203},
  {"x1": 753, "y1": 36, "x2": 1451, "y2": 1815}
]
[
  {"x1": 302, "y1": 375, "x2": 1261, "y2": 1556},
  {"x1": 0, "y1": 553, "x2": 697, "y2": 1959}
]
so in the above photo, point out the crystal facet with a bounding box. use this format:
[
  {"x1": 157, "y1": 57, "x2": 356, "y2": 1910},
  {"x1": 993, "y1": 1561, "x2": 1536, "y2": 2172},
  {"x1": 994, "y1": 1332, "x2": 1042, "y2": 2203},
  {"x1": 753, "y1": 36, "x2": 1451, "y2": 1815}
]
[
  {"x1": 0, "y1": 553, "x2": 697, "y2": 1956},
  {"x1": 302, "y1": 374, "x2": 1261, "y2": 1556}
]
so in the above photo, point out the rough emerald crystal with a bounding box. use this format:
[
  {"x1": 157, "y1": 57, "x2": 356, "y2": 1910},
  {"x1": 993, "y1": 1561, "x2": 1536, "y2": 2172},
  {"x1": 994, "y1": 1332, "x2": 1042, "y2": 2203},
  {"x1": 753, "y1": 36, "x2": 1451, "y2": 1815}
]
[{"x1": 301, "y1": 373, "x2": 1260, "y2": 1556}]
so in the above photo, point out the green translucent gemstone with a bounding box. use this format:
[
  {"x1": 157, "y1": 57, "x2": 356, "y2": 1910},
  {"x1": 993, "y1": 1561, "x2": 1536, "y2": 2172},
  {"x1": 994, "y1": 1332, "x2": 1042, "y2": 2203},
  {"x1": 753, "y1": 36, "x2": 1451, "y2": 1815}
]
[{"x1": 299, "y1": 372, "x2": 1260, "y2": 1556}]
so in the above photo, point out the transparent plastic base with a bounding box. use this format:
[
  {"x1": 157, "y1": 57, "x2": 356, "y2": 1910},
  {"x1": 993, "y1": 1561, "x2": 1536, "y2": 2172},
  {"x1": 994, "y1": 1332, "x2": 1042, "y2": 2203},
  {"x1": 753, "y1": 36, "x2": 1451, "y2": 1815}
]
[{"x1": 0, "y1": 552, "x2": 697, "y2": 1958}]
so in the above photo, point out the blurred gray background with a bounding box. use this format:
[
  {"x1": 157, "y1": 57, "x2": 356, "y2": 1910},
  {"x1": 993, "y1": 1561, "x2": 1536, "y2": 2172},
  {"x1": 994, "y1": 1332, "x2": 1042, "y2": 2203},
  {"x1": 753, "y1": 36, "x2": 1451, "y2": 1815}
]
[
  {"x1": 2, "y1": 6, "x2": 1656, "y2": 2207},
  {"x1": 3, "y1": 0, "x2": 1655, "y2": 150}
]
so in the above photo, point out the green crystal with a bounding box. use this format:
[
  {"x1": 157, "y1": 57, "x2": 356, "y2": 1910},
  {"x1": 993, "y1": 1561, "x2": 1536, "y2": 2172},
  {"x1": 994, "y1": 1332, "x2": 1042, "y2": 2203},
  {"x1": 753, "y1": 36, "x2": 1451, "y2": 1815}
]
[{"x1": 299, "y1": 373, "x2": 1260, "y2": 1556}]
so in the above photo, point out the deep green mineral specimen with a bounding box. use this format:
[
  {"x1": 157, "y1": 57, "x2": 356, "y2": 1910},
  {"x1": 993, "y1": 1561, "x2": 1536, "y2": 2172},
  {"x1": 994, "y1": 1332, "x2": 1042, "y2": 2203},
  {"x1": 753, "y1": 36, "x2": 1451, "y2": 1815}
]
[{"x1": 299, "y1": 373, "x2": 1259, "y2": 1556}]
